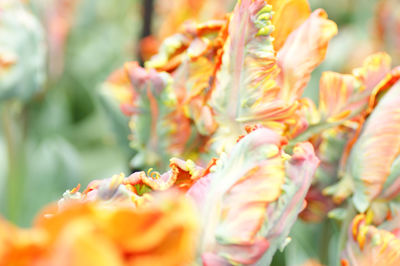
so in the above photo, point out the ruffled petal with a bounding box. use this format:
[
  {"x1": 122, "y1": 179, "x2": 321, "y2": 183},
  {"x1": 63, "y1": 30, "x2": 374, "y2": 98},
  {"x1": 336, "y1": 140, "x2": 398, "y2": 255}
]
[
  {"x1": 277, "y1": 9, "x2": 337, "y2": 104},
  {"x1": 347, "y1": 81, "x2": 400, "y2": 212},
  {"x1": 342, "y1": 214, "x2": 400, "y2": 266},
  {"x1": 196, "y1": 127, "x2": 319, "y2": 265}
]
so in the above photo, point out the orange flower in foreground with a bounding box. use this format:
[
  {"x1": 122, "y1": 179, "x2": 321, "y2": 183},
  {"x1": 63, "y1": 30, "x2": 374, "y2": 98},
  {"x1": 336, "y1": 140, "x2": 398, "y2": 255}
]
[{"x1": 0, "y1": 193, "x2": 198, "y2": 266}]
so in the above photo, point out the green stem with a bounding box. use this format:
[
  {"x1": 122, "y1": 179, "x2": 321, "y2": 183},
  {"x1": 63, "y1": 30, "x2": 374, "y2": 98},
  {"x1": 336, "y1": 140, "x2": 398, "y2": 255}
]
[
  {"x1": 285, "y1": 121, "x2": 343, "y2": 153},
  {"x1": 320, "y1": 218, "x2": 331, "y2": 265},
  {"x1": 335, "y1": 203, "x2": 355, "y2": 266},
  {"x1": 2, "y1": 101, "x2": 25, "y2": 224}
]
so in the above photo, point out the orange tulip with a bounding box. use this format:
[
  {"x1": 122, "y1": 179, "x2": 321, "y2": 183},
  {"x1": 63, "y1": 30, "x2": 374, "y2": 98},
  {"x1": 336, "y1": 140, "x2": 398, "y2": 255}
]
[
  {"x1": 324, "y1": 76, "x2": 400, "y2": 213},
  {"x1": 187, "y1": 126, "x2": 319, "y2": 265},
  {"x1": 0, "y1": 192, "x2": 198, "y2": 266},
  {"x1": 207, "y1": 0, "x2": 337, "y2": 151},
  {"x1": 342, "y1": 214, "x2": 400, "y2": 266},
  {"x1": 102, "y1": 62, "x2": 207, "y2": 170}
]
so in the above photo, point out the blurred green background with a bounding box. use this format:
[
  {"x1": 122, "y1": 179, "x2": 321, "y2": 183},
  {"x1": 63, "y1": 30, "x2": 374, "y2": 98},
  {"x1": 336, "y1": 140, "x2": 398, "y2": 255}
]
[{"x1": 0, "y1": 0, "x2": 140, "y2": 226}]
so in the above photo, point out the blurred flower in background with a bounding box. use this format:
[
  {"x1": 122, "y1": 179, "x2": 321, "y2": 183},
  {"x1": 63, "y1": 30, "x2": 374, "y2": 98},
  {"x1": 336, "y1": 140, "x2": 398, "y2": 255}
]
[
  {"x1": 1, "y1": 0, "x2": 141, "y2": 226},
  {"x1": 0, "y1": 0, "x2": 45, "y2": 101},
  {"x1": 33, "y1": 0, "x2": 81, "y2": 79},
  {"x1": 139, "y1": 0, "x2": 235, "y2": 62},
  {"x1": 375, "y1": 0, "x2": 400, "y2": 65}
]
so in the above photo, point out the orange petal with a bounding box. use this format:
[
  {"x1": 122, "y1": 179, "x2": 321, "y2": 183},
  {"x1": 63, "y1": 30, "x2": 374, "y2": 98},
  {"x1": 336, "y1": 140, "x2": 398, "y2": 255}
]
[
  {"x1": 277, "y1": 9, "x2": 337, "y2": 104},
  {"x1": 269, "y1": 0, "x2": 311, "y2": 51},
  {"x1": 319, "y1": 71, "x2": 361, "y2": 122},
  {"x1": 34, "y1": 193, "x2": 198, "y2": 266},
  {"x1": 44, "y1": 219, "x2": 123, "y2": 266}
]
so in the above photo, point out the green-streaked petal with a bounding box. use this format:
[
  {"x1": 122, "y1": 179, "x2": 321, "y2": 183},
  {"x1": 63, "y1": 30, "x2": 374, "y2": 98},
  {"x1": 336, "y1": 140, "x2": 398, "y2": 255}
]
[
  {"x1": 342, "y1": 214, "x2": 400, "y2": 266},
  {"x1": 381, "y1": 155, "x2": 400, "y2": 200},
  {"x1": 210, "y1": 0, "x2": 282, "y2": 125},
  {"x1": 348, "y1": 81, "x2": 400, "y2": 212},
  {"x1": 195, "y1": 127, "x2": 319, "y2": 265},
  {"x1": 123, "y1": 63, "x2": 202, "y2": 171}
]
